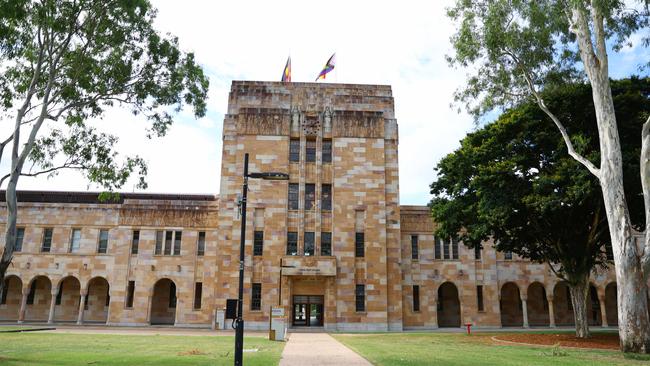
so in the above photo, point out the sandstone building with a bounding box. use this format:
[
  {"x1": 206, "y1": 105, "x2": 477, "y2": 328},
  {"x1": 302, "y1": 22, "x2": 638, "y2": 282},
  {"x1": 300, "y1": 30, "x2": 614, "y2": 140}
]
[{"x1": 0, "y1": 81, "x2": 625, "y2": 330}]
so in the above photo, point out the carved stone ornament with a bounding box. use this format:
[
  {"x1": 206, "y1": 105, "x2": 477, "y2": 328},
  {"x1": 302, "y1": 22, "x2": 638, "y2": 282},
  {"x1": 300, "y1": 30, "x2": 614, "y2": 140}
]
[{"x1": 303, "y1": 117, "x2": 320, "y2": 136}]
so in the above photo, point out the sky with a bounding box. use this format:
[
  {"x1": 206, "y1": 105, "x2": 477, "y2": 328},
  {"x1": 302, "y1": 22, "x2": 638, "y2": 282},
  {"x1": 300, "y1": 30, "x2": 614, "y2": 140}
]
[{"x1": 6, "y1": 0, "x2": 650, "y2": 205}]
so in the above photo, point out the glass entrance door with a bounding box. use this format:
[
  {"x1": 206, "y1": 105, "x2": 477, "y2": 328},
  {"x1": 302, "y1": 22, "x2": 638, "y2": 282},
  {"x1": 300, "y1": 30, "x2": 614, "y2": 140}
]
[{"x1": 292, "y1": 295, "x2": 324, "y2": 327}]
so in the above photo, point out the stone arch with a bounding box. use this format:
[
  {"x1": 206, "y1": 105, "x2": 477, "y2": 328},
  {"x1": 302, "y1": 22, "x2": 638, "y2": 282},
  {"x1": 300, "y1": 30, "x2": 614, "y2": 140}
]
[
  {"x1": 150, "y1": 278, "x2": 177, "y2": 325},
  {"x1": 588, "y1": 283, "x2": 602, "y2": 326},
  {"x1": 0, "y1": 275, "x2": 23, "y2": 320},
  {"x1": 437, "y1": 282, "x2": 461, "y2": 327},
  {"x1": 54, "y1": 276, "x2": 81, "y2": 322},
  {"x1": 25, "y1": 275, "x2": 52, "y2": 322},
  {"x1": 552, "y1": 281, "x2": 574, "y2": 326},
  {"x1": 84, "y1": 277, "x2": 110, "y2": 323},
  {"x1": 605, "y1": 282, "x2": 618, "y2": 326},
  {"x1": 527, "y1": 282, "x2": 550, "y2": 326},
  {"x1": 500, "y1": 282, "x2": 523, "y2": 327}
]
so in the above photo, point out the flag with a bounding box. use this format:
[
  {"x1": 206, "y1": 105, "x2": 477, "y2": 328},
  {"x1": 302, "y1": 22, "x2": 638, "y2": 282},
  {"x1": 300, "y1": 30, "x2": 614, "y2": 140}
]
[
  {"x1": 315, "y1": 53, "x2": 336, "y2": 81},
  {"x1": 281, "y1": 56, "x2": 291, "y2": 82}
]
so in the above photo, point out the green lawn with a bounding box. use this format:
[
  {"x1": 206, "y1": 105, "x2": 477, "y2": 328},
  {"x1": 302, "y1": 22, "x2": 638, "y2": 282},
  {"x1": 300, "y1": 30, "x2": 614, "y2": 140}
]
[
  {"x1": 0, "y1": 332, "x2": 284, "y2": 365},
  {"x1": 333, "y1": 333, "x2": 650, "y2": 366}
]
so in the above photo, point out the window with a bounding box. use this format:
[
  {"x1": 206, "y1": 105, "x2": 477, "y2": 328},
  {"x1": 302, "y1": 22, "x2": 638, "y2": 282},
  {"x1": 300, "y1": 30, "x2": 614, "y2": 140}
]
[
  {"x1": 169, "y1": 282, "x2": 177, "y2": 308},
  {"x1": 321, "y1": 184, "x2": 332, "y2": 211},
  {"x1": 41, "y1": 228, "x2": 53, "y2": 252},
  {"x1": 155, "y1": 231, "x2": 163, "y2": 255},
  {"x1": 126, "y1": 281, "x2": 135, "y2": 308},
  {"x1": 451, "y1": 238, "x2": 459, "y2": 259},
  {"x1": 413, "y1": 285, "x2": 420, "y2": 312},
  {"x1": 288, "y1": 183, "x2": 299, "y2": 210},
  {"x1": 504, "y1": 251, "x2": 513, "y2": 260},
  {"x1": 355, "y1": 284, "x2": 365, "y2": 312},
  {"x1": 15, "y1": 228, "x2": 24, "y2": 252},
  {"x1": 164, "y1": 231, "x2": 173, "y2": 255},
  {"x1": 98, "y1": 229, "x2": 109, "y2": 254},
  {"x1": 287, "y1": 231, "x2": 298, "y2": 255},
  {"x1": 443, "y1": 238, "x2": 450, "y2": 260},
  {"x1": 474, "y1": 245, "x2": 481, "y2": 260},
  {"x1": 411, "y1": 235, "x2": 419, "y2": 260},
  {"x1": 197, "y1": 231, "x2": 206, "y2": 256},
  {"x1": 55, "y1": 283, "x2": 63, "y2": 305},
  {"x1": 434, "y1": 238, "x2": 442, "y2": 259},
  {"x1": 194, "y1": 282, "x2": 203, "y2": 310},
  {"x1": 321, "y1": 232, "x2": 332, "y2": 256},
  {"x1": 355, "y1": 232, "x2": 365, "y2": 257},
  {"x1": 26, "y1": 281, "x2": 36, "y2": 305},
  {"x1": 131, "y1": 230, "x2": 140, "y2": 255},
  {"x1": 304, "y1": 232, "x2": 315, "y2": 256},
  {"x1": 69, "y1": 228, "x2": 81, "y2": 253},
  {"x1": 304, "y1": 184, "x2": 315, "y2": 210},
  {"x1": 251, "y1": 283, "x2": 262, "y2": 311},
  {"x1": 322, "y1": 139, "x2": 332, "y2": 163},
  {"x1": 289, "y1": 139, "x2": 300, "y2": 162},
  {"x1": 477, "y1": 285, "x2": 484, "y2": 312},
  {"x1": 173, "y1": 231, "x2": 182, "y2": 255},
  {"x1": 306, "y1": 139, "x2": 316, "y2": 162},
  {"x1": 605, "y1": 243, "x2": 614, "y2": 260},
  {"x1": 253, "y1": 231, "x2": 264, "y2": 256}
]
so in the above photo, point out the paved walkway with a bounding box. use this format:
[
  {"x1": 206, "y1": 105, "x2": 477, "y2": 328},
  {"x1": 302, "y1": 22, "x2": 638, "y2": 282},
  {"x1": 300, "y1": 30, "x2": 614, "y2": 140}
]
[{"x1": 279, "y1": 332, "x2": 372, "y2": 366}]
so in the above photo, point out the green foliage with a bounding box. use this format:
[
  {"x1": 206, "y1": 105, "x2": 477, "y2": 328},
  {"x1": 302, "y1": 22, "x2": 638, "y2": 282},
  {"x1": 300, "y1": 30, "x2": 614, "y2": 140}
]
[{"x1": 429, "y1": 78, "x2": 649, "y2": 282}]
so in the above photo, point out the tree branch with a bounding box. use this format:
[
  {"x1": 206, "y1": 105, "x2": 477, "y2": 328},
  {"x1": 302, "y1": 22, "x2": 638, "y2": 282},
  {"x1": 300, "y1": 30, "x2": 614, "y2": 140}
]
[
  {"x1": 0, "y1": 164, "x2": 85, "y2": 188},
  {"x1": 591, "y1": 1, "x2": 608, "y2": 71}
]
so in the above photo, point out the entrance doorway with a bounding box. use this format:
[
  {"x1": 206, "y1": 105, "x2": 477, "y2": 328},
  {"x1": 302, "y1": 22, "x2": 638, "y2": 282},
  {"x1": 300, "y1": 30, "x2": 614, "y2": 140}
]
[{"x1": 292, "y1": 295, "x2": 323, "y2": 327}]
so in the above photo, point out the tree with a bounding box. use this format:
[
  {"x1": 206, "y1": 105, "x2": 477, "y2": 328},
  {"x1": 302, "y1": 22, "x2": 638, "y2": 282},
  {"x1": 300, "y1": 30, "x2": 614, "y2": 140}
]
[
  {"x1": 446, "y1": 0, "x2": 650, "y2": 352},
  {"x1": 0, "y1": 0, "x2": 209, "y2": 293},
  {"x1": 430, "y1": 78, "x2": 649, "y2": 338}
]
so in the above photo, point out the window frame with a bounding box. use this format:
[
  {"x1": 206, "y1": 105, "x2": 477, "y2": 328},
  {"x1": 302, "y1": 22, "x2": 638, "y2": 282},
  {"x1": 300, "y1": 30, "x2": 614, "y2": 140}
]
[
  {"x1": 411, "y1": 235, "x2": 419, "y2": 260},
  {"x1": 304, "y1": 232, "x2": 315, "y2": 256},
  {"x1": 321, "y1": 232, "x2": 332, "y2": 256},
  {"x1": 131, "y1": 230, "x2": 140, "y2": 255},
  {"x1": 251, "y1": 283, "x2": 262, "y2": 311},
  {"x1": 125, "y1": 281, "x2": 135, "y2": 308},
  {"x1": 321, "y1": 184, "x2": 332, "y2": 211},
  {"x1": 15, "y1": 227, "x2": 25, "y2": 252},
  {"x1": 253, "y1": 230, "x2": 264, "y2": 256},
  {"x1": 193, "y1": 282, "x2": 203, "y2": 310},
  {"x1": 286, "y1": 231, "x2": 298, "y2": 256},
  {"x1": 197, "y1": 231, "x2": 206, "y2": 256},
  {"x1": 355, "y1": 284, "x2": 365, "y2": 312},
  {"x1": 355, "y1": 232, "x2": 365, "y2": 258},
  {"x1": 288, "y1": 183, "x2": 299, "y2": 210},
  {"x1": 69, "y1": 228, "x2": 82, "y2": 253},
  {"x1": 41, "y1": 227, "x2": 53, "y2": 253},
  {"x1": 97, "y1": 229, "x2": 109, "y2": 254},
  {"x1": 305, "y1": 139, "x2": 316, "y2": 162},
  {"x1": 289, "y1": 138, "x2": 300, "y2": 162},
  {"x1": 304, "y1": 183, "x2": 315, "y2": 210},
  {"x1": 477, "y1": 285, "x2": 484, "y2": 312},
  {"x1": 413, "y1": 285, "x2": 420, "y2": 312},
  {"x1": 322, "y1": 139, "x2": 332, "y2": 163}
]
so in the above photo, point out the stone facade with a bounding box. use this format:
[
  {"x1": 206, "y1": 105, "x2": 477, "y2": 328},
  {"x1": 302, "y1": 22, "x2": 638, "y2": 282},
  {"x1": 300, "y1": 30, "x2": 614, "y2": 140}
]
[{"x1": 0, "y1": 81, "x2": 636, "y2": 330}]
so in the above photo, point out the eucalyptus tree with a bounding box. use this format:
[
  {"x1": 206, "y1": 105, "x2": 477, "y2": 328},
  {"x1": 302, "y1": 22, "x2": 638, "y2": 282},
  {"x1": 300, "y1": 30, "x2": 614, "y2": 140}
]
[
  {"x1": 446, "y1": 0, "x2": 650, "y2": 352},
  {"x1": 0, "y1": 0, "x2": 209, "y2": 292}
]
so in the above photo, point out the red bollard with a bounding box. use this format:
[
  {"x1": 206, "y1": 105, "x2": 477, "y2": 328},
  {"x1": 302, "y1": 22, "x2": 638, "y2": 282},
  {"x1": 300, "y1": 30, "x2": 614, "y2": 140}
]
[{"x1": 465, "y1": 323, "x2": 472, "y2": 335}]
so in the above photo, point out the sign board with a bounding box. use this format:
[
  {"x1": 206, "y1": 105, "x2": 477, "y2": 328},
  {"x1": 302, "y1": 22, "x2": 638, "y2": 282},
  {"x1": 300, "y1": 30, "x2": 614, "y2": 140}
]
[
  {"x1": 271, "y1": 307, "x2": 285, "y2": 317},
  {"x1": 281, "y1": 257, "x2": 337, "y2": 276}
]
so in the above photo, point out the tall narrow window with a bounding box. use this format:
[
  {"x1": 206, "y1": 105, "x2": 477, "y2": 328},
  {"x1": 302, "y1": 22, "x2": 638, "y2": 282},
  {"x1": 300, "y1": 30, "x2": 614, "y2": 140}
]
[
  {"x1": 251, "y1": 283, "x2": 262, "y2": 311},
  {"x1": 98, "y1": 229, "x2": 109, "y2": 254},
  {"x1": 173, "y1": 231, "x2": 182, "y2": 255},
  {"x1": 194, "y1": 282, "x2": 203, "y2": 310},
  {"x1": 322, "y1": 139, "x2": 332, "y2": 163},
  {"x1": 15, "y1": 228, "x2": 24, "y2": 252},
  {"x1": 321, "y1": 184, "x2": 332, "y2": 211},
  {"x1": 169, "y1": 282, "x2": 177, "y2": 308},
  {"x1": 355, "y1": 284, "x2": 365, "y2": 312},
  {"x1": 197, "y1": 231, "x2": 206, "y2": 256},
  {"x1": 443, "y1": 238, "x2": 450, "y2": 260},
  {"x1": 434, "y1": 238, "x2": 442, "y2": 260},
  {"x1": 451, "y1": 237, "x2": 459, "y2": 259},
  {"x1": 411, "y1": 235, "x2": 419, "y2": 260},
  {"x1": 287, "y1": 231, "x2": 298, "y2": 255},
  {"x1": 253, "y1": 231, "x2": 264, "y2": 256},
  {"x1": 306, "y1": 139, "x2": 316, "y2": 162},
  {"x1": 288, "y1": 183, "x2": 299, "y2": 210},
  {"x1": 304, "y1": 184, "x2": 315, "y2": 210},
  {"x1": 504, "y1": 251, "x2": 513, "y2": 260},
  {"x1": 41, "y1": 228, "x2": 53, "y2": 252},
  {"x1": 55, "y1": 283, "x2": 63, "y2": 305},
  {"x1": 69, "y1": 229, "x2": 81, "y2": 253},
  {"x1": 289, "y1": 139, "x2": 300, "y2": 162},
  {"x1": 155, "y1": 231, "x2": 163, "y2": 255},
  {"x1": 413, "y1": 285, "x2": 420, "y2": 312},
  {"x1": 355, "y1": 232, "x2": 365, "y2": 258},
  {"x1": 126, "y1": 281, "x2": 135, "y2": 308},
  {"x1": 164, "y1": 231, "x2": 173, "y2": 255},
  {"x1": 321, "y1": 232, "x2": 332, "y2": 256},
  {"x1": 131, "y1": 230, "x2": 140, "y2": 255},
  {"x1": 477, "y1": 285, "x2": 484, "y2": 312},
  {"x1": 605, "y1": 243, "x2": 614, "y2": 260},
  {"x1": 26, "y1": 281, "x2": 36, "y2": 305},
  {"x1": 474, "y1": 245, "x2": 481, "y2": 260},
  {"x1": 304, "y1": 232, "x2": 315, "y2": 256}
]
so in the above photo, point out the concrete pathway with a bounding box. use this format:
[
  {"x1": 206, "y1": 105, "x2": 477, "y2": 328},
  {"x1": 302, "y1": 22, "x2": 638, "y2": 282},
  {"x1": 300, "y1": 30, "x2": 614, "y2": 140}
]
[{"x1": 279, "y1": 332, "x2": 372, "y2": 366}]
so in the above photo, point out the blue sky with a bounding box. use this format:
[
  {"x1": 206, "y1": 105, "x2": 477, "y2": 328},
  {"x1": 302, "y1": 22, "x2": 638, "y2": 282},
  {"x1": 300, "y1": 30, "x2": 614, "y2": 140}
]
[{"x1": 7, "y1": 0, "x2": 650, "y2": 206}]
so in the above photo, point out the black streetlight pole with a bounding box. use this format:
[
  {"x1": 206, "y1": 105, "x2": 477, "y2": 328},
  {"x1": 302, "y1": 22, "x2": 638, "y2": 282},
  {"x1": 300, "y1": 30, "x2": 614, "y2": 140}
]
[{"x1": 234, "y1": 153, "x2": 288, "y2": 366}]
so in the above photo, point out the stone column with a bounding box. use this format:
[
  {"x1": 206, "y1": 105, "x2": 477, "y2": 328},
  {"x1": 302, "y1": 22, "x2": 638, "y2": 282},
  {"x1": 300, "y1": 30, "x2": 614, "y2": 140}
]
[
  {"x1": 17, "y1": 289, "x2": 28, "y2": 323},
  {"x1": 599, "y1": 295, "x2": 608, "y2": 327},
  {"x1": 521, "y1": 297, "x2": 529, "y2": 328},
  {"x1": 547, "y1": 296, "x2": 556, "y2": 328},
  {"x1": 77, "y1": 290, "x2": 87, "y2": 325},
  {"x1": 431, "y1": 298, "x2": 439, "y2": 329},
  {"x1": 47, "y1": 290, "x2": 57, "y2": 324}
]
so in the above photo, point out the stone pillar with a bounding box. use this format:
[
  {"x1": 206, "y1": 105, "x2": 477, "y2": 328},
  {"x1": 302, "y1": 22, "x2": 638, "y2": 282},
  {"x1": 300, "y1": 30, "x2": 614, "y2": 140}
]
[
  {"x1": 47, "y1": 290, "x2": 57, "y2": 324},
  {"x1": 431, "y1": 298, "x2": 438, "y2": 329},
  {"x1": 77, "y1": 290, "x2": 87, "y2": 325},
  {"x1": 521, "y1": 297, "x2": 529, "y2": 328},
  {"x1": 17, "y1": 289, "x2": 28, "y2": 323},
  {"x1": 599, "y1": 295, "x2": 608, "y2": 327},
  {"x1": 547, "y1": 296, "x2": 556, "y2": 328}
]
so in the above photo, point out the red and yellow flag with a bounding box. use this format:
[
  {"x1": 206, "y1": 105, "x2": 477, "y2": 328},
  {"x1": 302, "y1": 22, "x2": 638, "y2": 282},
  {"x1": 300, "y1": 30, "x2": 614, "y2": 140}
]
[{"x1": 281, "y1": 56, "x2": 291, "y2": 82}]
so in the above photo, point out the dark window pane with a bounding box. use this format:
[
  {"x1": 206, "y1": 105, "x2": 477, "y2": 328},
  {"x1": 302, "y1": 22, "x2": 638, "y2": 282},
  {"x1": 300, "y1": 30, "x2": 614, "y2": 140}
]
[
  {"x1": 504, "y1": 251, "x2": 513, "y2": 260},
  {"x1": 322, "y1": 139, "x2": 332, "y2": 163},
  {"x1": 304, "y1": 232, "x2": 315, "y2": 256},
  {"x1": 306, "y1": 139, "x2": 316, "y2": 162},
  {"x1": 173, "y1": 231, "x2": 182, "y2": 255},
  {"x1": 355, "y1": 232, "x2": 365, "y2": 257},
  {"x1": 477, "y1": 285, "x2": 484, "y2": 311},
  {"x1": 131, "y1": 230, "x2": 140, "y2": 255},
  {"x1": 254, "y1": 231, "x2": 264, "y2": 256},
  {"x1": 287, "y1": 231, "x2": 298, "y2": 255},
  {"x1": 197, "y1": 231, "x2": 206, "y2": 256},
  {"x1": 126, "y1": 281, "x2": 135, "y2": 308},
  {"x1": 434, "y1": 238, "x2": 442, "y2": 259},
  {"x1": 70, "y1": 229, "x2": 81, "y2": 253},
  {"x1": 413, "y1": 285, "x2": 420, "y2": 312},
  {"x1": 42, "y1": 228, "x2": 53, "y2": 252},
  {"x1": 321, "y1": 184, "x2": 332, "y2": 211},
  {"x1": 451, "y1": 237, "x2": 459, "y2": 259},
  {"x1": 98, "y1": 229, "x2": 109, "y2": 254},
  {"x1": 155, "y1": 231, "x2": 163, "y2": 255},
  {"x1": 321, "y1": 232, "x2": 332, "y2": 256},
  {"x1": 305, "y1": 184, "x2": 315, "y2": 210},
  {"x1": 251, "y1": 283, "x2": 262, "y2": 311},
  {"x1": 355, "y1": 284, "x2": 365, "y2": 312},
  {"x1": 411, "y1": 235, "x2": 419, "y2": 260},
  {"x1": 443, "y1": 239, "x2": 450, "y2": 260},
  {"x1": 169, "y1": 282, "x2": 177, "y2": 308},
  {"x1": 15, "y1": 228, "x2": 24, "y2": 252},
  {"x1": 164, "y1": 231, "x2": 173, "y2": 255},
  {"x1": 194, "y1": 282, "x2": 203, "y2": 310},
  {"x1": 288, "y1": 183, "x2": 299, "y2": 210},
  {"x1": 289, "y1": 139, "x2": 300, "y2": 162}
]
